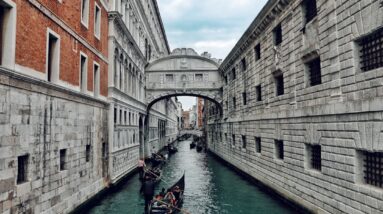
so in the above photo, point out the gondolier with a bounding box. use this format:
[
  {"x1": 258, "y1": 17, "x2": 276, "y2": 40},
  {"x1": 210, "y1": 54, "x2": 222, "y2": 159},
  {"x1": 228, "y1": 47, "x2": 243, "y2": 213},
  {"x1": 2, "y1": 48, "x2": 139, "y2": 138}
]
[
  {"x1": 141, "y1": 176, "x2": 155, "y2": 213},
  {"x1": 138, "y1": 158, "x2": 146, "y2": 179}
]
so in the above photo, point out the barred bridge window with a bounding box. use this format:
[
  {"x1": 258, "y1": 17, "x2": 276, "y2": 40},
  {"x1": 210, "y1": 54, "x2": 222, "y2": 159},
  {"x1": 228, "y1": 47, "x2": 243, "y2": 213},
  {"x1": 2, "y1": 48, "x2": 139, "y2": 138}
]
[
  {"x1": 310, "y1": 145, "x2": 321, "y2": 171},
  {"x1": 275, "y1": 140, "x2": 284, "y2": 160},
  {"x1": 357, "y1": 27, "x2": 383, "y2": 72},
  {"x1": 362, "y1": 151, "x2": 383, "y2": 188},
  {"x1": 303, "y1": 0, "x2": 317, "y2": 24},
  {"x1": 17, "y1": 154, "x2": 29, "y2": 184},
  {"x1": 307, "y1": 57, "x2": 322, "y2": 86}
]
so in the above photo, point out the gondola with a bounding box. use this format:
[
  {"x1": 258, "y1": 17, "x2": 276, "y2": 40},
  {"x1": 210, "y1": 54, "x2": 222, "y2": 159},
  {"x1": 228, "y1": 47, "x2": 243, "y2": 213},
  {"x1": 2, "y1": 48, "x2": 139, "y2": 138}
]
[
  {"x1": 168, "y1": 145, "x2": 178, "y2": 154},
  {"x1": 196, "y1": 144, "x2": 203, "y2": 152},
  {"x1": 189, "y1": 142, "x2": 196, "y2": 149},
  {"x1": 143, "y1": 167, "x2": 162, "y2": 184},
  {"x1": 148, "y1": 173, "x2": 185, "y2": 214},
  {"x1": 150, "y1": 153, "x2": 165, "y2": 168}
]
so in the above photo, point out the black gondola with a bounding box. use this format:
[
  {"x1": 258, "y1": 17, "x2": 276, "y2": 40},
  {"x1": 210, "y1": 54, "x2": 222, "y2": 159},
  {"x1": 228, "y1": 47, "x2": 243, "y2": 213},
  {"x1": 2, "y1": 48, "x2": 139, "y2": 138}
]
[
  {"x1": 143, "y1": 167, "x2": 162, "y2": 184},
  {"x1": 150, "y1": 153, "x2": 165, "y2": 168},
  {"x1": 196, "y1": 144, "x2": 203, "y2": 152},
  {"x1": 168, "y1": 145, "x2": 178, "y2": 154},
  {"x1": 149, "y1": 173, "x2": 185, "y2": 214},
  {"x1": 189, "y1": 142, "x2": 196, "y2": 149}
]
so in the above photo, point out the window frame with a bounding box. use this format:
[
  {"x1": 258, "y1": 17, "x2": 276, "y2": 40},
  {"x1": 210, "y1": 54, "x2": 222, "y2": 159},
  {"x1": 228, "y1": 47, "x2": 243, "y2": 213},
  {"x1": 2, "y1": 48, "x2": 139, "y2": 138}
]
[
  {"x1": 94, "y1": 3, "x2": 101, "y2": 39},
  {"x1": 93, "y1": 61, "x2": 100, "y2": 97},
  {"x1": 81, "y1": 0, "x2": 90, "y2": 28},
  {"x1": 79, "y1": 52, "x2": 88, "y2": 93}
]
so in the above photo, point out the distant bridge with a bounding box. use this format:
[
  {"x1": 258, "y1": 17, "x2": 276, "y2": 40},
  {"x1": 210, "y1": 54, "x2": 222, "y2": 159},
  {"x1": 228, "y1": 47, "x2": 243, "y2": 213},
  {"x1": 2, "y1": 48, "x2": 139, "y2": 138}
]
[{"x1": 179, "y1": 129, "x2": 203, "y2": 137}]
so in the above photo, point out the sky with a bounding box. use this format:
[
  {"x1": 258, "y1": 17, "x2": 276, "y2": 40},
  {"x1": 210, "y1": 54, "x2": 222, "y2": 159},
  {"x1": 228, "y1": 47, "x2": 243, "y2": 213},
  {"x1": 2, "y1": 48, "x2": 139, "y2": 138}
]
[{"x1": 157, "y1": 0, "x2": 269, "y2": 109}]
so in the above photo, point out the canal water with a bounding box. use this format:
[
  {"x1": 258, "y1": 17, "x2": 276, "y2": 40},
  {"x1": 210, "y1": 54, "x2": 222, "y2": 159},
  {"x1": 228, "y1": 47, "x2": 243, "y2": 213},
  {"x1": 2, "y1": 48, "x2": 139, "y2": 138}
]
[{"x1": 85, "y1": 140, "x2": 297, "y2": 214}]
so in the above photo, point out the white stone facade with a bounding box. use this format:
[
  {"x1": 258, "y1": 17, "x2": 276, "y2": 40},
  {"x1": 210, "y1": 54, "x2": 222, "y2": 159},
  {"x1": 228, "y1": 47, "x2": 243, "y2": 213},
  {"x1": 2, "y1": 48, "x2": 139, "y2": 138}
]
[{"x1": 207, "y1": 0, "x2": 383, "y2": 213}]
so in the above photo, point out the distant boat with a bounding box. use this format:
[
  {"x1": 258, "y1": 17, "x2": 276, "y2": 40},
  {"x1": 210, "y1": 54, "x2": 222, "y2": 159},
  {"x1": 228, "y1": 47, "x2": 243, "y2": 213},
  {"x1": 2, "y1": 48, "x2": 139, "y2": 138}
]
[
  {"x1": 168, "y1": 145, "x2": 178, "y2": 154},
  {"x1": 196, "y1": 144, "x2": 203, "y2": 152},
  {"x1": 148, "y1": 173, "x2": 185, "y2": 214},
  {"x1": 190, "y1": 142, "x2": 196, "y2": 149}
]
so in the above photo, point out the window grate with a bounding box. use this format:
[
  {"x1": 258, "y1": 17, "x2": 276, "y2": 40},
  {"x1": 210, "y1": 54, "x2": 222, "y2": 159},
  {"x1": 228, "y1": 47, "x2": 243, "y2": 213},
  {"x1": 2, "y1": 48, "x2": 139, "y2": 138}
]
[
  {"x1": 86, "y1": 145, "x2": 91, "y2": 162},
  {"x1": 275, "y1": 140, "x2": 284, "y2": 160},
  {"x1": 274, "y1": 24, "x2": 282, "y2": 46},
  {"x1": 255, "y1": 44, "x2": 261, "y2": 61},
  {"x1": 304, "y1": 0, "x2": 317, "y2": 24},
  {"x1": 241, "y1": 58, "x2": 247, "y2": 71},
  {"x1": 311, "y1": 145, "x2": 321, "y2": 171},
  {"x1": 256, "y1": 85, "x2": 262, "y2": 101},
  {"x1": 358, "y1": 27, "x2": 383, "y2": 72},
  {"x1": 60, "y1": 149, "x2": 66, "y2": 171},
  {"x1": 17, "y1": 155, "x2": 28, "y2": 184},
  {"x1": 242, "y1": 92, "x2": 247, "y2": 105},
  {"x1": 233, "y1": 97, "x2": 236, "y2": 109},
  {"x1": 242, "y1": 135, "x2": 247, "y2": 149},
  {"x1": 232, "y1": 68, "x2": 236, "y2": 80},
  {"x1": 363, "y1": 151, "x2": 383, "y2": 188},
  {"x1": 274, "y1": 73, "x2": 284, "y2": 96},
  {"x1": 255, "y1": 137, "x2": 261, "y2": 153},
  {"x1": 307, "y1": 57, "x2": 322, "y2": 86}
]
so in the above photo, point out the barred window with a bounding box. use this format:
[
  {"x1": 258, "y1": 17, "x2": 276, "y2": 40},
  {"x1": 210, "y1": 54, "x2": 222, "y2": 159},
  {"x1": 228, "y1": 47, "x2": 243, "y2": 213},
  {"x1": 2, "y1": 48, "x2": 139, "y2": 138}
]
[
  {"x1": 17, "y1": 154, "x2": 28, "y2": 184},
  {"x1": 273, "y1": 24, "x2": 282, "y2": 46},
  {"x1": 303, "y1": 0, "x2": 317, "y2": 24},
  {"x1": 274, "y1": 71, "x2": 284, "y2": 96},
  {"x1": 224, "y1": 75, "x2": 228, "y2": 84},
  {"x1": 233, "y1": 97, "x2": 236, "y2": 109},
  {"x1": 242, "y1": 135, "x2": 247, "y2": 149},
  {"x1": 232, "y1": 134, "x2": 236, "y2": 145},
  {"x1": 362, "y1": 151, "x2": 383, "y2": 188},
  {"x1": 309, "y1": 145, "x2": 321, "y2": 171},
  {"x1": 255, "y1": 137, "x2": 261, "y2": 153},
  {"x1": 241, "y1": 58, "x2": 247, "y2": 71},
  {"x1": 357, "y1": 27, "x2": 383, "y2": 72},
  {"x1": 242, "y1": 92, "x2": 247, "y2": 105},
  {"x1": 306, "y1": 57, "x2": 322, "y2": 86},
  {"x1": 86, "y1": 145, "x2": 91, "y2": 162},
  {"x1": 256, "y1": 85, "x2": 262, "y2": 101},
  {"x1": 275, "y1": 140, "x2": 284, "y2": 160},
  {"x1": 60, "y1": 149, "x2": 67, "y2": 171},
  {"x1": 255, "y1": 44, "x2": 261, "y2": 61},
  {"x1": 232, "y1": 68, "x2": 236, "y2": 80},
  {"x1": 114, "y1": 108, "x2": 117, "y2": 124}
]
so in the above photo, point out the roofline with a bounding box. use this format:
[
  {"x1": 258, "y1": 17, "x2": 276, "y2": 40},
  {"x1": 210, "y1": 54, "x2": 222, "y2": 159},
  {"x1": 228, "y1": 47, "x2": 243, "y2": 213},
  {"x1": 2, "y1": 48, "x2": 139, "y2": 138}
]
[
  {"x1": 220, "y1": 0, "x2": 280, "y2": 70},
  {"x1": 152, "y1": 0, "x2": 171, "y2": 54},
  {"x1": 146, "y1": 55, "x2": 220, "y2": 71}
]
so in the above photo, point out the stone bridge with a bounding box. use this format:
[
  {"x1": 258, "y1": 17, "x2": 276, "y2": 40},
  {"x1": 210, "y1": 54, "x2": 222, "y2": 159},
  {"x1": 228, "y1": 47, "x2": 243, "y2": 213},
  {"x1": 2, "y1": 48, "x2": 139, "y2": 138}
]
[
  {"x1": 179, "y1": 129, "x2": 203, "y2": 137},
  {"x1": 145, "y1": 48, "x2": 223, "y2": 110}
]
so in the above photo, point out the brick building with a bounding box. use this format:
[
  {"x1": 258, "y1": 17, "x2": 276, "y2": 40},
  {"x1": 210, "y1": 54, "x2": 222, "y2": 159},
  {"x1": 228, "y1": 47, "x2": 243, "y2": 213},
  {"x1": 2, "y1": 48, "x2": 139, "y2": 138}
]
[
  {"x1": 206, "y1": 0, "x2": 383, "y2": 213},
  {"x1": 0, "y1": 0, "x2": 110, "y2": 213},
  {"x1": 196, "y1": 97, "x2": 204, "y2": 129}
]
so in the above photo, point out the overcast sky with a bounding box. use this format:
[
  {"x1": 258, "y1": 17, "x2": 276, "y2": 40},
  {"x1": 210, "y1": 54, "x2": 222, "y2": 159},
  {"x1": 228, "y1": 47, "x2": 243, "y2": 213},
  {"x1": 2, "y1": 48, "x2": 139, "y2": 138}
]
[{"x1": 157, "y1": 0, "x2": 269, "y2": 109}]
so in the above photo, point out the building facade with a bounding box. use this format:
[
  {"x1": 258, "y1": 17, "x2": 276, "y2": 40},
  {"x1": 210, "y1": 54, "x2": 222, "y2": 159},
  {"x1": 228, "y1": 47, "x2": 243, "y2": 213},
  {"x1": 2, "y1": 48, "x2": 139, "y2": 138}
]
[
  {"x1": 196, "y1": 97, "x2": 204, "y2": 129},
  {"x1": 0, "y1": 0, "x2": 110, "y2": 213},
  {"x1": 207, "y1": 0, "x2": 383, "y2": 213}
]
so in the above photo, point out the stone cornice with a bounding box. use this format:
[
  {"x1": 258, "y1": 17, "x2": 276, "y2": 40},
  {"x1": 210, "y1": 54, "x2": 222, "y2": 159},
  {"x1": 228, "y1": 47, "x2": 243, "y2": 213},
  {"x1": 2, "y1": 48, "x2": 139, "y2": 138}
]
[
  {"x1": 220, "y1": 0, "x2": 291, "y2": 73},
  {"x1": 150, "y1": 0, "x2": 171, "y2": 54}
]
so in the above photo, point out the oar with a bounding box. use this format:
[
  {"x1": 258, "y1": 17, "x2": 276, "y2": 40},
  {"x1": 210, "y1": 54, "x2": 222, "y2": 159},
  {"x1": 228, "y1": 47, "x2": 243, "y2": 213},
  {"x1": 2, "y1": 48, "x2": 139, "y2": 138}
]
[
  {"x1": 144, "y1": 168, "x2": 171, "y2": 185},
  {"x1": 153, "y1": 199, "x2": 191, "y2": 214}
]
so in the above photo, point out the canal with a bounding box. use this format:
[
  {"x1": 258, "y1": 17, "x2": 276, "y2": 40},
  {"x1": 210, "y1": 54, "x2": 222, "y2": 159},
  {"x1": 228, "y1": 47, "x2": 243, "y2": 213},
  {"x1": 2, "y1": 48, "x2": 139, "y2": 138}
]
[{"x1": 85, "y1": 140, "x2": 297, "y2": 214}]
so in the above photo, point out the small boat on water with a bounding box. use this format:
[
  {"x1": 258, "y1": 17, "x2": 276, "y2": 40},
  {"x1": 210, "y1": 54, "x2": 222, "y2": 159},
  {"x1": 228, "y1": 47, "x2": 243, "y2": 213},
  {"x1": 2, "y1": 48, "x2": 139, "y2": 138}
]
[
  {"x1": 168, "y1": 145, "x2": 178, "y2": 154},
  {"x1": 150, "y1": 153, "x2": 165, "y2": 168},
  {"x1": 143, "y1": 167, "x2": 162, "y2": 184},
  {"x1": 149, "y1": 173, "x2": 185, "y2": 214},
  {"x1": 190, "y1": 142, "x2": 196, "y2": 149},
  {"x1": 196, "y1": 144, "x2": 203, "y2": 152}
]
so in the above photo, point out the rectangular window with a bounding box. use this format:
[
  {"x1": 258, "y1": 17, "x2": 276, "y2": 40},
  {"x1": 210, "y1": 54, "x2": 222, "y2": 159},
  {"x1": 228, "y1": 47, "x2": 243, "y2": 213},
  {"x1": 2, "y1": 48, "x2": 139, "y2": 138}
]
[
  {"x1": 256, "y1": 85, "x2": 262, "y2": 101},
  {"x1": 232, "y1": 134, "x2": 236, "y2": 145},
  {"x1": 195, "y1": 74, "x2": 203, "y2": 81},
  {"x1": 232, "y1": 97, "x2": 236, "y2": 109},
  {"x1": 242, "y1": 92, "x2": 247, "y2": 105},
  {"x1": 165, "y1": 74, "x2": 174, "y2": 82},
  {"x1": 303, "y1": 0, "x2": 317, "y2": 24},
  {"x1": 120, "y1": 109, "x2": 122, "y2": 124},
  {"x1": 85, "y1": 145, "x2": 91, "y2": 162},
  {"x1": 307, "y1": 57, "x2": 321, "y2": 86},
  {"x1": 224, "y1": 75, "x2": 228, "y2": 85},
  {"x1": 94, "y1": 4, "x2": 101, "y2": 38},
  {"x1": 114, "y1": 108, "x2": 117, "y2": 124},
  {"x1": 274, "y1": 72, "x2": 284, "y2": 96},
  {"x1": 308, "y1": 144, "x2": 321, "y2": 171},
  {"x1": 255, "y1": 137, "x2": 261, "y2": 153},
  {"x1": 60, "y1": 149, "x2": 67, "y2": 171},
  {"x1": 255, "y1": 44, "x2": 261, "y2": 61},
  {"x1": 273, "y1": 24, "x2": 282, "y2": 46},
  {"x1": 357, "y1": 27, "x2": 383, "y2": 72},
  {"x1": 232, "y1": 68, "x2": 236, "y2": 80},
  {"x1": 47, "y1": 31, "x2": 60, "y2": 83},
  {"x1": 361, "y1": 151, "x2": 383, "y2": 188},
  {"x1": 225, "y1": 133, "x2": 228, "y2": 142},
  {"x1": 80, "y1": 53, "x2": 88, "y2": 92},
  {"x1": 93, "y1": 63, "x2": 100, "y2": 97},
  {"x1": 0, "y1": 1, "x2": 16, "y2": 67},
  {"x1": 124, "y1": 111, "x2": 127, "y2": 124},
  {"x1": 275, "y1": 140, "x2": 284, "y2": 160},
  {"x1": 81, "y1": 0, "x2": 89, "y2": 27},
  {"x1": 242, "y1": 135, "x2": 247, "y2": 149},
  {"x1": 241, "y1": 58, "x2": 247, "y2": 71},
  {"x1": 17, "y1": 154, "x2": 28, "y2": 184},
  {"x1": 225, "y1": 101, "x2": 228, "y2": 109}
]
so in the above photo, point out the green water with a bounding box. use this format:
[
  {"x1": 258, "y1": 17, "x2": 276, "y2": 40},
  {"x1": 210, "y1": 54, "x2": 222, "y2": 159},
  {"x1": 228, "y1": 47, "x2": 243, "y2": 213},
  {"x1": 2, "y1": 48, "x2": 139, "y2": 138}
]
[{"x1": 86, "y1": 140, "x2": 297, "y2": 214}]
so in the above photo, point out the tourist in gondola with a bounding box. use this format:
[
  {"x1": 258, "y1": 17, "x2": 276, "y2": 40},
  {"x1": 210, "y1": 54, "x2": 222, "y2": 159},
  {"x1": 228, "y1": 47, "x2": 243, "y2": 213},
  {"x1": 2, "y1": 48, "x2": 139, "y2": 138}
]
[
  {"x1": 164, "y1": 188, "x2": 176, "y2": 205},
  {"x1": 173, "y1": 186, "x2": 181, "y2": 202},
  {"x1": 141, "y1": 176, "x2": 155, "y2": 213}
]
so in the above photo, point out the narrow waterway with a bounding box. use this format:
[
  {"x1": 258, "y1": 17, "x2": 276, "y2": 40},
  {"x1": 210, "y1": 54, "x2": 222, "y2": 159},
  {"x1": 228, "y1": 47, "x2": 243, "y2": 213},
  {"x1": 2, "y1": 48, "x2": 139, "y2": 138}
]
[{"x1": 85, "y1": 140, "x2": 297, "y2": 214}]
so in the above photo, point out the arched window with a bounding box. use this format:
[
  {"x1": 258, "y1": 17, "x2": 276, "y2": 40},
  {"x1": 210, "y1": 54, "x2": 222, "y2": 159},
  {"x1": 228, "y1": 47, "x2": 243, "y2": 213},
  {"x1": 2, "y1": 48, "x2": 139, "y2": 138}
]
[
  {"x1": 119, "y1": 54, "x2": 123, "y2": 89},
  {"x1": 114, "y1": 49, "x2": 119, "y2": 86}
]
